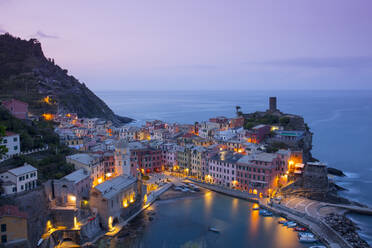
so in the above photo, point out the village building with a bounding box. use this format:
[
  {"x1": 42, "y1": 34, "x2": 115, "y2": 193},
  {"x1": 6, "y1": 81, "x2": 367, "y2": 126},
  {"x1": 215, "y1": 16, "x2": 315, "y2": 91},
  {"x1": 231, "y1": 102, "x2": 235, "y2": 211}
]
[
  {"x1": 1, "y1": 131, "x2": 20, "y2": 156},
  {"x1": 236, "y1": 150, "x2": 290, "y2": 196},
  {"x1": 89, "y1": 176, "x2": 141, "y2": 229},
  {"x1": 66, "y1": 153, "x2": 104, "y2": 186},
  {"x1": 46, "y1": 169, "x2": 91, "y2": 208},
  {"x1": 246, "y1": 124, "x2": 271, "y2": 144},
  {"x1": 1, "y1": 99, "x2": 28, "y2": 119},
  {"x1": 208, "y1": 151, "x2": 243, "y2": 187},
  {"x1": 0, "y1": 205, "x2": 28, "y2": 246},
  {"x1": 0, "y1": 163, "x2": 38, "y2": 195}
]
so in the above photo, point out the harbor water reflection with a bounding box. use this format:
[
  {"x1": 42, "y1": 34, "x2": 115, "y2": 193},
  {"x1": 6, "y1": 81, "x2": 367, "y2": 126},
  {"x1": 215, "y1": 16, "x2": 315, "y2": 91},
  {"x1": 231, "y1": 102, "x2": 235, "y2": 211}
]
[{"x1": 100, "y1": 190, "x2": 319, "y2": 248}]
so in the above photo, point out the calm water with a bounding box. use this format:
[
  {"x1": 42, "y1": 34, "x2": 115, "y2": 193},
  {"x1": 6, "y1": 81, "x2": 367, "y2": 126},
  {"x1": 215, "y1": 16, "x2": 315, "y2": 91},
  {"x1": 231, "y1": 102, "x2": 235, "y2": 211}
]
[
  {"x1": 96, "y1": 90, "x2": 372, "y2": 245},
  {"x1": 106, "y1": 191, "x2": 317, "y2": 248}
]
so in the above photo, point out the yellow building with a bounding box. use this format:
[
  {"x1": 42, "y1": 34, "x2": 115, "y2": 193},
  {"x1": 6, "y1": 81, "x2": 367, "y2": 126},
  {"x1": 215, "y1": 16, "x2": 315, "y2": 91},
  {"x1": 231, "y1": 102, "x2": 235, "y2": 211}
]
[{"x1": 0, "y1": 205, "x2": 28, "y2": 245}]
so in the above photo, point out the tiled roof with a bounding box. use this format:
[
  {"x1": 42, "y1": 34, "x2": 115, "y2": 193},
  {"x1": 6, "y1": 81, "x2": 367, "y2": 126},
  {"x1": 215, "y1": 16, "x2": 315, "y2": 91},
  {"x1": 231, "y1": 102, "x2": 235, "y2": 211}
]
[
  {"x1": 0, "y1": 205, "x2": 27, "y2": 218},
  {"x1": 8, "y1": 163, "x2": 37, "y2": 176},
  {"x1": 94, "y1": 176, "x2": 137, "y2": 200}
]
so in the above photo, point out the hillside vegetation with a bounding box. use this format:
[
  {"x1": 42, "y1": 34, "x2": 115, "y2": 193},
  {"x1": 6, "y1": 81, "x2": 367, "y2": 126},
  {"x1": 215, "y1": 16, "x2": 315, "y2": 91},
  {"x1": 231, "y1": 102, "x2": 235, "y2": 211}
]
[{"x1": 0, "y1": 33, "x2": 131, "y2": 124}]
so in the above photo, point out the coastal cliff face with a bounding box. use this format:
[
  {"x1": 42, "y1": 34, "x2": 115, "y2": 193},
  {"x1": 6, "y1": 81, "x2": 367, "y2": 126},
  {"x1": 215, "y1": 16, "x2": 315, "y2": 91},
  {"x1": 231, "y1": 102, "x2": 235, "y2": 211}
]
[{"x1": 0, "y1": 33, "x2": 131, "y2": 124}]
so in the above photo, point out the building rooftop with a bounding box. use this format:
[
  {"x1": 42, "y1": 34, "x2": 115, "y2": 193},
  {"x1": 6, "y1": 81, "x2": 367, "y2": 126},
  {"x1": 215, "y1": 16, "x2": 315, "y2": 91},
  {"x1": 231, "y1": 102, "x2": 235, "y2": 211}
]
[
  {"x1": 211, "y1": 151, "x2": 243, "y2": 164},
  {"x1": 8, "y1": 163, "x2": 37, "y2": 176},
  {"x1": 5, "y1": 131, "x2": 18, "y2": 137},
  {"x1": 67, "y1": 153, "x2": 96, "y2": 165},
  {"x1": 62, "y1": 169, "x2": 89, "y2": 184},
  {"x1": 94, "y1": 175, "x2": 137, "y2": 200},
  {"x1": 275, "y1": 130, "x2": 304, "y2": 137},
  {"x1": 253, "y1": 124, "x2": 268, "y2": 129},
  {"x1": 0, "y1": 205, "x2": 27, "y2": 218}
]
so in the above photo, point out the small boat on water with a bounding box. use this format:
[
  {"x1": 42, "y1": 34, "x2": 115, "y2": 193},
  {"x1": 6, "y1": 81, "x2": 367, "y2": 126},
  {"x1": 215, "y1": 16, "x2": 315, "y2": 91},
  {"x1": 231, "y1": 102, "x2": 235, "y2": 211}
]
[
  {"x1": 299, "y1": 235, "x2": 317, "y2": 243},
  {"x1": 252, "y1": 206, "x2": 260, "y2": 211},
  {"x1": 298, "y1": 232, "x2": 315, "y2": 238},
  {"x1": 287, "y1": 222, "x2": 297, "y2": 228},
  {"x1": 283, "y1": 221, "x2": 295, "y2": 226},
  {"x1": 259, "y1": 210, "x2": 273, "y2": 216},
  {"x1": 278, "y1": 219, "x2": 287, "y2": 224},
  {"x1": 208, "y1": 227, "x2": 220, "y2": 233},
  {"x1": 295, "y1": 227, "x2": 307, "y2": 232}
]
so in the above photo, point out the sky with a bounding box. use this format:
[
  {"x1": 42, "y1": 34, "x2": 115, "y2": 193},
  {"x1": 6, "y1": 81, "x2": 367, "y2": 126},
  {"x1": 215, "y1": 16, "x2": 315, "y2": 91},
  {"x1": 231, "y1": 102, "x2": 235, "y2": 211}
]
[{"x1": 1, "y1": 0, "x2": 372, "y2": 90}]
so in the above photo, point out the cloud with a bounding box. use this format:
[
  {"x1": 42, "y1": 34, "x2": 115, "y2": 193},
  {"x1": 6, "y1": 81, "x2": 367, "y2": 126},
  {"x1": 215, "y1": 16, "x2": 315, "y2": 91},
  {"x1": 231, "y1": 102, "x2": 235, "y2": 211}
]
[
  {"x1": 245, "y1": 57, "x2": 372, "y2": 69},
  {"x1": 31, "y1": 30, "x2": 59, "y2": 39}
]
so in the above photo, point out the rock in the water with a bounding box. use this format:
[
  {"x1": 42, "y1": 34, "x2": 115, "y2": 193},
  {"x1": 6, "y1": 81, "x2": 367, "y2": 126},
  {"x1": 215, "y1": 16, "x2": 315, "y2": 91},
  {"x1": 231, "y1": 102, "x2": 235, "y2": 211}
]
[{"x1": 327, "y1": 167, "x2": 346, "y2": 177}]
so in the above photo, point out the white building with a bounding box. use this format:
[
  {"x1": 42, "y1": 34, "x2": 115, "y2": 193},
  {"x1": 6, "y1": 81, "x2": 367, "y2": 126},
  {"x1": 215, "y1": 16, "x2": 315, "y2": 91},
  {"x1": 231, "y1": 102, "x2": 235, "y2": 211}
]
[
  {"x1": 0, "y1": 163, "x2": 38, "y2": 195},
  {"x1": 66, "y1": 153, "x2": 104, "y2": 185},
  {"x1": 1, "y1": 131, "x2": 20, "y2": 156}
]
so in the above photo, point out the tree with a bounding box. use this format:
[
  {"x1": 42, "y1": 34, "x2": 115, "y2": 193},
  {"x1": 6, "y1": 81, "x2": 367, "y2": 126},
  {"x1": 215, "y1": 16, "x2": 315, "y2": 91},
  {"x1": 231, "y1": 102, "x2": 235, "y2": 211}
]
[{"x1": 0, "y1": 125, "x2": 8, "y2": 159}]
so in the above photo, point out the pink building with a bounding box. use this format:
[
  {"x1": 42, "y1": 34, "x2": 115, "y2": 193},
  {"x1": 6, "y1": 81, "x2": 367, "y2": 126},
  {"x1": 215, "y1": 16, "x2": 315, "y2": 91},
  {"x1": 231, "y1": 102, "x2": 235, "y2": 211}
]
[
  {"x1": 208, "y1": 151, "x2": 243, "y2": 188},
  {"x1": 2, "y1": 99, "x2": 28, "y2": 119},
  {"x1": 246, "y1": 124, "x2": 271, "y2": 144},
  {"x1": 229, "y1": 116, "x2": 244, "y2": 129},
  {"x1": 236, "y1": 151, "x2": 290, "y2": 196},
  {"x1": 161, "y1": 144, "x2": 177, "y2": 168}
]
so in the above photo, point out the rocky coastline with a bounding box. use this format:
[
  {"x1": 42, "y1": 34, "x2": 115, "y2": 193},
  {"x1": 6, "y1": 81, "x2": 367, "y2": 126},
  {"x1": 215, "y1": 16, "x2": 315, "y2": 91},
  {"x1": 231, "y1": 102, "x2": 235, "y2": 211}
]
[{"x1": 324, "y1": 213, "x2": 370, "y2": 248}]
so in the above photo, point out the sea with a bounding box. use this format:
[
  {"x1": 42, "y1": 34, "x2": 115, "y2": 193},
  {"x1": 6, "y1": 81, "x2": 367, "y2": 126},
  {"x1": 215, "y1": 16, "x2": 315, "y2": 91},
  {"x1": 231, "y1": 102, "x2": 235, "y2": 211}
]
[{"x1": 95, "y1": 90, "x2": 372, "y2": 246}]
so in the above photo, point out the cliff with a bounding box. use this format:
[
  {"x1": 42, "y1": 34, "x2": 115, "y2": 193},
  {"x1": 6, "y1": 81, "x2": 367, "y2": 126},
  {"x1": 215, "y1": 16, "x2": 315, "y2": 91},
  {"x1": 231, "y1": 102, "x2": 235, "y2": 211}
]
[{"x1": 0, "y1": 33, "x2": 132, "y2": 124}]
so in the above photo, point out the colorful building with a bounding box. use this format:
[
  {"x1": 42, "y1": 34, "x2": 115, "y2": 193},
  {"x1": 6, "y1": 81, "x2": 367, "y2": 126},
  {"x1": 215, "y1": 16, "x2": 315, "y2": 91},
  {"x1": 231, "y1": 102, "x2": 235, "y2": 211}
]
[
  {"x1": 246, "y1": 124, "x2": 271, "y2": 144},
  {"x1": 2, "y1": 99, "x2": 28, "y2": 119},
  {"x1": 0, "y1": 205, "x2": 28, "y2": 246}
]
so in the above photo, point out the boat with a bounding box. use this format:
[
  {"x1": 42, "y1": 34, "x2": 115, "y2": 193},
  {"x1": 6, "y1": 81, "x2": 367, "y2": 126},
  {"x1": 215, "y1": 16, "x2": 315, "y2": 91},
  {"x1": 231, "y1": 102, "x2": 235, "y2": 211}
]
[
  {"x1": 283, "y1": 221, "x2": 295, "y2": 226},
  {"x1": 287, "y1": 222, "x2": 297, "y2": 228},
  {"x1": 309, "y1": 246, "x2": 326, "y2": 248},
  {"x1": 259, "y1": 210, "x2": 273, "y2": 216},
  {"x1": 295, "y1": 227, "x2": 307, "y2": 232},
  {"x1": 298, "y1": 232, "x2": 315, "y2": 238},
  {"x1": 299, "y1": 236, "x2": 317, "y2": 243},
  {"x1": 208, "y1": 227, "x2": 220, "y2": 233},
  {"x1": 252, "y1": 207, "x2": 260, "y2": 211},
  {"x1": 278, "y1": 219, "x2": 287, "y2": 224}
]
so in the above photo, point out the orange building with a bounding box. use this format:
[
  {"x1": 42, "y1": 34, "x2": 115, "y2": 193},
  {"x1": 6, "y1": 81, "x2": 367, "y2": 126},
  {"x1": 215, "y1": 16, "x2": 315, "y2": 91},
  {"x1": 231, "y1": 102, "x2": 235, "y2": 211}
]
[{"x1": 0, "y1": 205, "x2": 28, "y2": 246}]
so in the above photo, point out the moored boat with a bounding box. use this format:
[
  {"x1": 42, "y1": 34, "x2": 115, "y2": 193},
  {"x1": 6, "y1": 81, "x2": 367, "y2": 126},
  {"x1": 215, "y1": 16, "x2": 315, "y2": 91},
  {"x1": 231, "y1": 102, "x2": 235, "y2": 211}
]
[
  {"x1": 287, "y1": 222, "x2": 297, "y2": 228},
  {"x1": 278, "y1": 219, "x2": 287, "y2": 224},
  {"x1": 259, "y1": 210, "x2": 273, "y2": 216},
  {"x1": 299, "y1": 235, "x2": 317, "y2": 243},
  {"x1": 295, "y1": 227, "x2": 307, "y2": 232},
  {"x1": 208, "y1": 227, "x2": 220, "y2": 233}
]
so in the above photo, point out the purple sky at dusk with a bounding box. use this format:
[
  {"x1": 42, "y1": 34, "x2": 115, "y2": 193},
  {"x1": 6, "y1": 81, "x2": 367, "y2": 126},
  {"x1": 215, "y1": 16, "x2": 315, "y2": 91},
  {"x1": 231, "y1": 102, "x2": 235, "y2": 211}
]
[{"x1": 1, "y1": 0, "x2": 372, "y2": 90}]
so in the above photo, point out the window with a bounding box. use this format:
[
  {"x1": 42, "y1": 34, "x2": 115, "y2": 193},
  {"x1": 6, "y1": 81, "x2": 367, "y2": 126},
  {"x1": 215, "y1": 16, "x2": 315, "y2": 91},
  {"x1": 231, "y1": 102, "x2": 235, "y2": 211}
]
[
  {"x1": 3, "y1": 139, "x2": 7, "y2": 144},
  {"x1": 14, "y1": 146, "x2": 18, "y2": 150},
  {"x1": 1, "y1": 224, "x2": 6, "y2": 232},
  {"x1": 1, "y1": 235, "x2": 6, "y2": 243},
  {"x1": 13, "y1": 137, "x2": 17, "y2": 142}
]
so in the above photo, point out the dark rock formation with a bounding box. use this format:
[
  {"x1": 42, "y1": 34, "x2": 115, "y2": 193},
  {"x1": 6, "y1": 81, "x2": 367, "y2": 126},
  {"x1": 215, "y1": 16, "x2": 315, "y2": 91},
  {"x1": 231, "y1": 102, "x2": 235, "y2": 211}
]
[
  {"x1": 0, "y1": 33, "x2": 132, "y2": 124},
  {"x1": 324, "y1": 213, "x2": 370, "y2": 248},
  {"x1": 328, "y1": 167, "x2": 346, "y2": 177}
]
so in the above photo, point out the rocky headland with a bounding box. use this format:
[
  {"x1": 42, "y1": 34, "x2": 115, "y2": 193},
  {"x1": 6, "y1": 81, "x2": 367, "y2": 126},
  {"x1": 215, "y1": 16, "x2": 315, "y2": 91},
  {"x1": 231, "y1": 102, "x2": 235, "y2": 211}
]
[{"x1": 0, "y1": 33, "x2": 132, "y2": 124}]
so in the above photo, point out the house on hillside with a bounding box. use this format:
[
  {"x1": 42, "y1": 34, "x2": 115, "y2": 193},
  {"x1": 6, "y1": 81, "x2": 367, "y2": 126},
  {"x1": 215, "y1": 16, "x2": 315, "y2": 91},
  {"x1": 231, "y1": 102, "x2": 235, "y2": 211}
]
[
  {"x1": 1, "y1": 131, "x2": 20, "y2": 156},
  {"x1": 0, "y1": 205, "x2": 28, "y2": 246},
  {"x1": 0, "y1": 163, "x2": 38, "y2": 196},
  {"x1": 1, "y1": 99, "x2": 28, "y2": 119}
]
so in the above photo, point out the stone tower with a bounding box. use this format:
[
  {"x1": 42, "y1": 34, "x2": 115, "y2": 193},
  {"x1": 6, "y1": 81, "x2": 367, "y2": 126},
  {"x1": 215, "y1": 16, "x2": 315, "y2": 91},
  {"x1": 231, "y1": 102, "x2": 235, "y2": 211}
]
[{"x1": 269, "y1": 97, "x2": 277, "y2": 112}]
